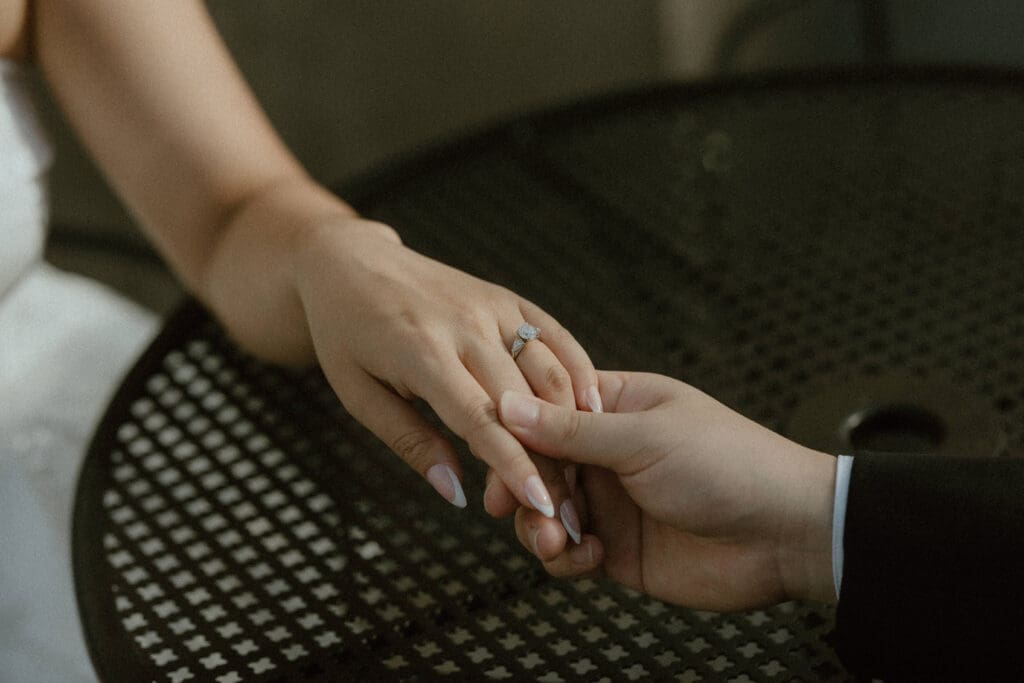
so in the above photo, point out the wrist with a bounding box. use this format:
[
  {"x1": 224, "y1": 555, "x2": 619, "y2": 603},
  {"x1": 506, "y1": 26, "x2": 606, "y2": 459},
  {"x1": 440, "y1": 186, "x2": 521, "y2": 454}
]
[
  {"x1": 774, "y1": 448, "x2": 837, "y2": 604},
  {"x1": 290, "y1": 211, "x2": 403, "y2": 302},
  {"x1": 202, "y1": 180, "x2": 360, "y2": 365}
]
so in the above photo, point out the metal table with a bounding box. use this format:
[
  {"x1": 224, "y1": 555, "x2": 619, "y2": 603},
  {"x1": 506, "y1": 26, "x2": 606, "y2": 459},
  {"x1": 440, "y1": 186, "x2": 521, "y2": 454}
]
[{"x1": 74, "y1": 69, "x2": 1024, "y2": 681}]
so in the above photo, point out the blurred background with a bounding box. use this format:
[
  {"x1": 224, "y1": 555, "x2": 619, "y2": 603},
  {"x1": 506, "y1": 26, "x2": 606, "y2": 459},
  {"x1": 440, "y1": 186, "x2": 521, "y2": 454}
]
[{"x1": 40, "y1": 0, "x2": 1024, "y2": 314}]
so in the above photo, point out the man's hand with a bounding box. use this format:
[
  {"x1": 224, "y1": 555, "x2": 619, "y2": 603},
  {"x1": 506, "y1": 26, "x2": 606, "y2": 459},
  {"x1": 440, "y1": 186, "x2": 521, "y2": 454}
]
[{"x1": 499, "y1": 370, "x2": 837, "y2": 611}]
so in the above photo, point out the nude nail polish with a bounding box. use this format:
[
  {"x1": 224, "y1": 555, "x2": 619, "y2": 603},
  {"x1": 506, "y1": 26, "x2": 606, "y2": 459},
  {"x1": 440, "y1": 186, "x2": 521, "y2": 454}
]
[
  {"x1": 585, "y1": 385, "x2": 603, "y2": 413},
  {"x1": 426, "y1": 464, "x2": 467, "y2": 508},
  {"x1": 524, "y1": 475, "x2": 555, "y2": 518},
  {"x1": 560, "y1": 500, "x2": 582, "y2": 545}
]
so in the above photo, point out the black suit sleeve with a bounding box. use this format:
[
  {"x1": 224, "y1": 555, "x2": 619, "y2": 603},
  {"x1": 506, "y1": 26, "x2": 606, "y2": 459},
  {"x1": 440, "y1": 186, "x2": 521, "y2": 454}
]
[{"x1": 834, "y1": 454, "x2": 1024, "y2": 680}]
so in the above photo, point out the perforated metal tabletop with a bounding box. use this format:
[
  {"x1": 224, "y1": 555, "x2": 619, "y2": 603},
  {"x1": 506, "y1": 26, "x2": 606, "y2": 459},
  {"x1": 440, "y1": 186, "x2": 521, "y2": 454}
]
[{"x1": 74, "y1": 70, "x2": 1024, "y2": 681}]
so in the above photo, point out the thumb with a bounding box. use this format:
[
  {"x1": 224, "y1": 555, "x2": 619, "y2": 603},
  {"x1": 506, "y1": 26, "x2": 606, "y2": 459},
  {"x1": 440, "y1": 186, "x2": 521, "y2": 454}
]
[{"x1": 499, "y1": 390, "x2": 642, "y2": 470}]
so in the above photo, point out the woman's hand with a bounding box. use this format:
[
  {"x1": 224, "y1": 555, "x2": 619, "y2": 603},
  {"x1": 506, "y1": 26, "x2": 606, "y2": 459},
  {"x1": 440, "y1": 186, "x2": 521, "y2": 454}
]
[
  {"x1": 291, "y1": 216, "x2": 598, "y2": 522},
  {"x1": 498, "y1": 371, "x2": 837, "y2": 611}
]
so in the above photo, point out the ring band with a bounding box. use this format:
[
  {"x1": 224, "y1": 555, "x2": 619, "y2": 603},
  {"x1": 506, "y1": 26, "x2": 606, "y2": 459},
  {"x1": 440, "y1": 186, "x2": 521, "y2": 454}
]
[{"x1": 510, "y1": 323, "x2": 541, "y2": 360}]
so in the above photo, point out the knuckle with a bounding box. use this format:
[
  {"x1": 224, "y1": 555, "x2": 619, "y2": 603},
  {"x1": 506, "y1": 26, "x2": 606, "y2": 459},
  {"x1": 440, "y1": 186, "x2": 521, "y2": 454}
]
[
  {"x1": 390, "y1": 428, "x2": 437, "y2": 466},
  {"x1": 391, "y1": 306, "x2": 427, "y2": 341},
  {"x1": 543, "y1": 363, "x2": 572, "y2": 395},
  {"x1": 393, "y1": 305, "x2": 419, "y2": 329},
  {"x1": 371, "y1": 221, "x2": 403, "y2": 244},
  {"x1": 458, "y1": 309, "x2": 493, "y2": 338},
  {"x1": 391, "y1": 308, "x2": 445, "y2": 345},
  {"x1": 561, "y1": 409, "x2": 584, "y2": 444},
  {"x1": 464, "y1": 398, "x2": 500, "y2": 436},
  {"x1": 543, "y1": 320, "x2": 570, "y2": 345},
  {"x1": 413, "y1": 329, "x2": 451, "y2": 369},
  {"x1": 414, "y1": 323, "x2": 446, "y2": 349}
]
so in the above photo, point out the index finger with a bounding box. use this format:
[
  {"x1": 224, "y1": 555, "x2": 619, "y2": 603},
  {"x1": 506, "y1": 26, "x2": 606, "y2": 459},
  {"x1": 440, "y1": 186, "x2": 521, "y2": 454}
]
[
  {"x1": 498, "y1": 390, "x2": 647, "y2": 471},
  {"x1": 413, "y1": 367, "x2": 557, "y2": 518}
]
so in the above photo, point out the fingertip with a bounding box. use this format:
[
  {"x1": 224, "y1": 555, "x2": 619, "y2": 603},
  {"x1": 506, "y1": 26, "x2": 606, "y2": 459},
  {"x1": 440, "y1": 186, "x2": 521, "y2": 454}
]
[
  {"x1": 426, "y1": 463, "x2": 466, "y2": 508},
  {"x1": 528, "y1": 527, "x2": 541, "y2": 556},
  {"x1": 524, "y1": 474, "x2": 555, "y2": 519},
  {"x1": 569, "y1": 535, "x2": 602, "y2": 568},
  {"x1": 483, "y1": 473, "x2": 519, "y2": 518},
  {"x1": 535, "y1": 518, "x2": 567, "y2": 561},
  {"x1": 584, "y1": 384, "x2": 603, "y2": 414},
  {"x1": 515, "y1": 508, "x2": 567, "y2": 562},
  {"x1": 539, "y1": 534, "x2": 603, "y2": 578}
]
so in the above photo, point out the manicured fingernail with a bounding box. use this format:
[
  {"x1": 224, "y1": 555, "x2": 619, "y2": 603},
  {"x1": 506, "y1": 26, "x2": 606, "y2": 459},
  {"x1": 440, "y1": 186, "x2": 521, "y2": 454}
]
[
  {"x1": 524, "y1": 474, "x2": 555, "y2": 518},
  {"x1": 501, "y1": 391, "x2": 540, "y2": 428},
  {"x1": 528, "y1": 527, "x2": 541, "y2": 556},
  {"x1": 426, "y1": 464, "x2": 467, "y2": 508},
  {"x1": 483, "y1": 476, "x2": 493, "y2": 506},
  {"x1": 585, "y1": 385, "x2": 603, "y2": 413},
  {"x1": 559, "y1": 500, "x2": 582, "y2": 545},
  {"x1": 570, "y1": 540, "x2": 594, "y2": 565}
]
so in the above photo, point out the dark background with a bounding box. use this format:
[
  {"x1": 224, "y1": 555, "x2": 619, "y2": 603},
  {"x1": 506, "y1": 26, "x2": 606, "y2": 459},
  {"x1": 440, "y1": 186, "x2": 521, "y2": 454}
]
[{"x1": 39, "y1": 0, "x2": 1024, "y2": 313}]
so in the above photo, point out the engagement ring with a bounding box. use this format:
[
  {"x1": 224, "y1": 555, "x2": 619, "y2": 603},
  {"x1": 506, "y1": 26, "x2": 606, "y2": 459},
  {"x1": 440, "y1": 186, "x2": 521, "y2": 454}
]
[{"x1": 510, "y1": 323, "x2": 540, "y2": 360}]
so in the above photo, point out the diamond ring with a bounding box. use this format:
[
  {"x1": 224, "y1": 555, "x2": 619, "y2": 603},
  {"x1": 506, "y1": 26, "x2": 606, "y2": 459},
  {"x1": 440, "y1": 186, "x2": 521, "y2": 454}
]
[{"x1": 510, "y1": 323, "x2": 541, "y2": 360}]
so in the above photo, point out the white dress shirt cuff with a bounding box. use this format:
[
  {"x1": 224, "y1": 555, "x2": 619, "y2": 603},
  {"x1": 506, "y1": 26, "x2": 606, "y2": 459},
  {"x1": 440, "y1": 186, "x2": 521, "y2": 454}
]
[{"x1": 832, "y1": 455, "x2": 854, "y2": 599}]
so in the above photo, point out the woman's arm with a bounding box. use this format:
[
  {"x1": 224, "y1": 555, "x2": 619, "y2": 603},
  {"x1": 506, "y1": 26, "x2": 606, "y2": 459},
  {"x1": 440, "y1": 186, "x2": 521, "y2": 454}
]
[
  {"x1": 32, "y1": 0, "x2": 596, "y2": 534},
  {"x1": 34, "y1": 0, "x2": 344, "y2": 363}
]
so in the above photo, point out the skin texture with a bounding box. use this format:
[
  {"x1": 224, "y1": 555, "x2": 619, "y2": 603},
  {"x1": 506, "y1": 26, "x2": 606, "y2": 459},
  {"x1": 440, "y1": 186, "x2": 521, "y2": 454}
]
[
  {"x1": 0, "y1": 0, "x2": 27, "y2": 58},
  {"x1": 499, "y1": 370, "x2": 838, "y2": 610},
  {"x1": 3, "y1": 0, "x2": 594, "y2": 519}
]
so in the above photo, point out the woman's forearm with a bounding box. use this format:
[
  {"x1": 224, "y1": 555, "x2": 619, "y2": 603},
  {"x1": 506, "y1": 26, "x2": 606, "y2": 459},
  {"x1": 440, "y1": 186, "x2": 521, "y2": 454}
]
[
  {"x1": 33, "y1": 0, "x2": 361, "y2": 359},
  {"x1": 199, "y1": 179, "x2": 350, "y2": 364},
  {"x1": 33, "y1": 2, "x2": 322, "y2": 291}
]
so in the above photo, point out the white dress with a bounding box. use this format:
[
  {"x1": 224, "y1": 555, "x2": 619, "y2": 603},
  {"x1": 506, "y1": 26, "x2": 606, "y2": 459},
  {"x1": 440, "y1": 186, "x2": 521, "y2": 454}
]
[{"x1": 0, "y1": 59, "x2": 158, "y2": 682}]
